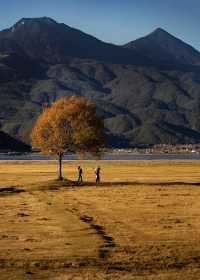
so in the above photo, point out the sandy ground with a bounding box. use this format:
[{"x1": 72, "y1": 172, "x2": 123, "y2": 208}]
[{"x1": 1, "y1": 160, "x2": 200, "y2": 279}]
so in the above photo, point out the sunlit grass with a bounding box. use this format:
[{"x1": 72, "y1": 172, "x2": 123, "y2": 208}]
[
  {"x1": 0, "y1": 160, "x2": 200, "y2": 187},
  {"x1": 1, "y1": 160, "x2": 200, "y2": 279}
]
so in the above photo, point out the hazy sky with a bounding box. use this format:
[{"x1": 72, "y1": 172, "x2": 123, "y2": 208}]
[{"x1": 0, "y1": 0, "x2": 199, "y2": 50}]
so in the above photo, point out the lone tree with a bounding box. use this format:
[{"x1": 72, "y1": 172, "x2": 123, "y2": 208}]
[{"x1": 31, "y1": 96, "x2": 105, "y2": 180}]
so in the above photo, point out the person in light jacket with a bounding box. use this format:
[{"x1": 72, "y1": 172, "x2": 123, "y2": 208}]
[{"x1": 95, "y1": 167, "x2": 101, "y2": 183}]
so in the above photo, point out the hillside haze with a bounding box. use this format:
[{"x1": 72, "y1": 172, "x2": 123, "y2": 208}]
[{"x1": 0, "y1": 17, "x2": 200, "y2": 147}]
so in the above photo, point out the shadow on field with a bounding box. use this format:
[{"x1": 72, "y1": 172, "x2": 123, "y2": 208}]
[
  {"x1": 97, "y1": 181, "x2": 200, "y2": 187},
  {"x1": 2, "y1": 180, "x2": 200, "y2": 194},
  {"x1": 0, "y1": 187, "x2": 25, "y2": 195},
  {"x1": 26, "y1": 179, "x2": 200, "y2": 191}
]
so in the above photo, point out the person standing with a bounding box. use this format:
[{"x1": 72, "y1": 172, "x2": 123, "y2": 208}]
[
  {"x1": 95, "y1": 166, "x2": 101, "y2": 183},
  {"x1": 77, "y1": 166, "x2": 83, "y2": 184}
]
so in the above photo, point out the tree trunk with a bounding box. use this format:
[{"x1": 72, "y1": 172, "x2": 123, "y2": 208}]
[{"x1": 58, "y1": 153, "x2": 63, "y2": 180}]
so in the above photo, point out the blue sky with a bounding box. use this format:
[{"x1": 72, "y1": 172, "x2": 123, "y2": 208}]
[{"x1": 0, "y1": 0, "x2": 199, "y2": 50}]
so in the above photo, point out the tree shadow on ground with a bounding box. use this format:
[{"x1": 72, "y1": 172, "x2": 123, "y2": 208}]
[
  {"x1": 26, "y1": 179, "x2": 200, "y2": 191},
  {"x1": 0, "y1": 186, "x2": 25, "y2": 194},
  {"x1": 2, "y1": 180, "x2": 200, "y2": 193}
]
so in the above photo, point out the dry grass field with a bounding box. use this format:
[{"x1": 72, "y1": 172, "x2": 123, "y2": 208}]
[{"x1": 1, "y1": 160, "x2": 200, "y2": 279}]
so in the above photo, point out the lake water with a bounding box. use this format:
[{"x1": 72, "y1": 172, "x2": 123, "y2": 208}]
[{"x1": 0, "y1": 153, "x2": 200, "y2": 161}]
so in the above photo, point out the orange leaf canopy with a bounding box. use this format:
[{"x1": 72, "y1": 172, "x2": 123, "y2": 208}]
[{"x1": 31, "y1": 96, "x2": 104, "y2": 157}]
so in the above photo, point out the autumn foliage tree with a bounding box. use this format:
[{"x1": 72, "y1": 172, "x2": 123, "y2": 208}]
[{"x1": 31, "y1": 96, "x2": 105, "y2": 180}]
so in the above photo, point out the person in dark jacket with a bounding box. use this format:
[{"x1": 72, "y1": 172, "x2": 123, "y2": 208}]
[{"x1": 77, "y1": 166, "x2": 83, "y2": 183}]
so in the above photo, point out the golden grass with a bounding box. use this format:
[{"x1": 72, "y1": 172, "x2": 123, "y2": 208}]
[
  {"x1": 0, "y1": 159, "x2": 200, "y2": 187},
  {"x1": 1, "y1": 160, "x2": 200, "y2": 279}
]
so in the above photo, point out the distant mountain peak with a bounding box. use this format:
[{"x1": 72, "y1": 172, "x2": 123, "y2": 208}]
[
  {"x1": 149, "y1": 28, "x2": 180, "y2": 41},
  {"x1": 124, "y1": 27, "x2": 200, "y2": 66},
  {"x1": 16, "y1": 17, "x2": 58, "y2": 25},
  {"x1": 152, "y1": 27, "x2": 168, "y2": 34},
  {"x1": 12, "y1": 17, "x2": 58, "y2": 31},
  {"x1": 0, "y1": 17, "x2": 150, "y2": 65}
]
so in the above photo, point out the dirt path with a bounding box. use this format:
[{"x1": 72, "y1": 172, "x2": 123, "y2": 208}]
[{"x1": 0, "y1": 188, "x2": 108, "y2": 279}]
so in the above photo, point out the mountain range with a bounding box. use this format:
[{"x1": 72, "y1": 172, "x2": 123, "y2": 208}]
[
  {"x1": 0, "y1": 131, "x2": 30, "y2": 152},
  {"x1": 1, "y1": 17, "x2": 200, "y2": 147}
]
